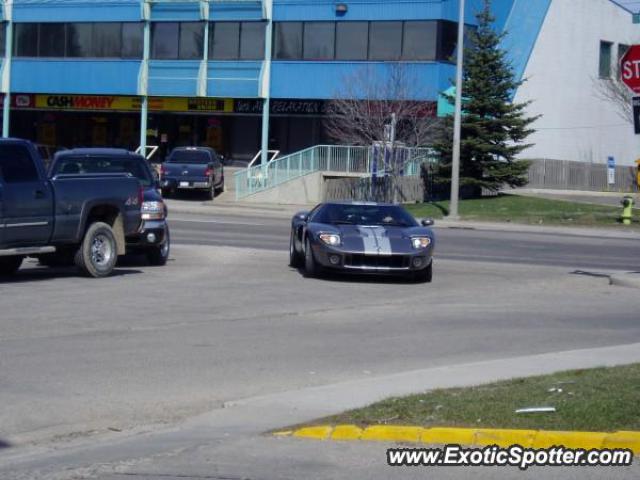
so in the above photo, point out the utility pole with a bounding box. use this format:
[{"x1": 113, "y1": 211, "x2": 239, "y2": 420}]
[{"x1": 448, "y1": 0, "x2": 465, "y2": 220}]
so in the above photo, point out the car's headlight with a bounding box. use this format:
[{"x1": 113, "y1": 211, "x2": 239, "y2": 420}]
[
  {"x1": 412, "y1": 237, "x2": 432, "y2": 249},
  {"x1": 141, "y1": 201, "x2": 166, "y2": 220},
  {"x1": 319, "y1": 233, "x2": 341, "y2": 246}
]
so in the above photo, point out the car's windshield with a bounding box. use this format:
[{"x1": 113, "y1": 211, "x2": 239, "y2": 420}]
[
  {"x1": 52, "y1": 156, "x2": 153, "y2": 186},
  {"x1": 167, "y1": 150, "x2": 212, "y2": 164},
  {"x1": 312, "y1": 204, "x2": 418, "y2": 227}
]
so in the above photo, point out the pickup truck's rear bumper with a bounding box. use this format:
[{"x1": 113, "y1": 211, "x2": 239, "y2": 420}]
[
  {"x1": 162, "y1": 177, "x2": 211, "y2": 190},
  {"x1": 126, "y1": 219, "x2": 168, "y2": 250}
]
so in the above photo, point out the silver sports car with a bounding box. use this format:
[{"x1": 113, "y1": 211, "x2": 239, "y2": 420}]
[{"x1": 289, "y1": 202, "x2": 435, "y2": 282}]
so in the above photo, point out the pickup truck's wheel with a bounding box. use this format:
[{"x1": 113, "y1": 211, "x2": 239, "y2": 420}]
[
  {"x1": 206, "y1": 183, "x2": 215, "y2": 201},
  {"x1": 147, "y1": 227, "x2": 170, "y2": 266},
  {"x1": 75, "y1": 222, "x2": 118, "y2": 278},
  {"x1": 0, "y1": 256, "x2": 23, "y2": 276},
  {"x1": 215, "y1": 177, "x2": 225, "y2": 195}
]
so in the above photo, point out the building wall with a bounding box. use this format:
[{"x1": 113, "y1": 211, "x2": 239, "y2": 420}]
[{"x1": 513, "y1": 0, "x2": 640, "y2": 166}]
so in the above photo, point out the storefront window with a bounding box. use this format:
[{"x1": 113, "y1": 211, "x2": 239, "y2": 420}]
[
  {"x1": 402, "y1": 21, "x2": 437, "y2": 61},
  {"x1": 368, "y1": 22, "x2": 402, "y2": 61},
  {"x1": 178, "y1": 22, "x2": 204, "y2": 60},
  {"x1": 122, "y1": 23, "x2": 144, "y2": 59},
  {"x1": 210, "y1": 22, "x2": 240, "y2": 60},
  {"x1": 303, "y1": 22, "x2": 335, "y2": 60},
  {"x1": 240, "y1": 22, "x2": 265, "y2": 60},
  {"x1": 274, "y1": 22, "x2": 303, "y2": 60},
  {"x1": 93, "y1": 23, "x2": 122, "y2": 58},
  {"x1": 39, "y1": 23, "x2": 65, "y2": 57},
  {"x1": 66, "y1": 23, "x2": 92, "y2": 58},
  {"x1": 335, "y1": 22, "x2": 368, "y2": 61},
  {"x1": 152, "y1": 23, "x2": 179, "y2": 59}
]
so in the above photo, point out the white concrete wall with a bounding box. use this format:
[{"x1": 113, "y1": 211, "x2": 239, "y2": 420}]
[
  {"x1": 515, "y1": 0, "x2": 640, "y2": 166},
  {"x1": 242, "y1": 172, "x2": 324, "y2": 204}
]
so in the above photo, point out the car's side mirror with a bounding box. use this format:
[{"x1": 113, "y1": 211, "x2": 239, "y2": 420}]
[
  {"x1": 296, "y1": 211, "x2": 310, "y2": 222},
  {"x1": 421, "y1": 218, "x2": 435, "y2": 227}
]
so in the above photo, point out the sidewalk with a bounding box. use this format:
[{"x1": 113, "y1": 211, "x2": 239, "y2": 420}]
[{"x1": 512, "y1": 188, "x2": 640, "y2": 208}]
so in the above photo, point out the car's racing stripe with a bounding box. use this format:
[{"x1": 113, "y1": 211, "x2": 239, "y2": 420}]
[
  {"x1": 357, "y1": 227, "x2": 378, "y2": 254},
  {"x1": 374, "y1": 227, "x2": 393, "y2": 255}
]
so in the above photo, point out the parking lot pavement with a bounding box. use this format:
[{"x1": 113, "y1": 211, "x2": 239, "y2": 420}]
[{"x1": 2, "y1": 244, "x2": 640, "y2": 478}]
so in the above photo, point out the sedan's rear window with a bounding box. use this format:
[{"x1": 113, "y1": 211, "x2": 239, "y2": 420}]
[
  {"x1": 167, "y1": 150, "x2": 212, "y2": 164},
  {"x1": 52, "y1": 156, "x2": 153, "y2": 186}
]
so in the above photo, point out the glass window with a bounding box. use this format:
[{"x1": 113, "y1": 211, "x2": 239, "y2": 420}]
[
  {"x1": 93, "y1": 23, "x2": 121, "y2": 57},
  {"x1": 303, "y1": 22, "x2": 334, "y2": 60},
  {"x1": 402, "y1": 21, "x2": 437, "y2": 61},
  {"x1": 240, "y1": 22, "x2": 265, "y2": 60},
  {"x1": 122, "y1": 23, "x2": 144, "y2": 58},
  {"x1": 66, "y1": 23, "x2": 92, "y2": 57},
  {"x1": 274, "y1": 22, "x2": 302, "y2": 60},
  {"x1": 368, "y1": 22, "x2": 402, "y2": 61},
  {"x1": 599, "y1": 41, "x2": 613, "y2": 78},
  {"x1": 179, "y1": 22, "x2": 204, "y2": 60},
  {"x1": 335, "y1": 22, "x2": 368, "y2": 60},
  {"x1": 39, "y1": 23, "x2": 66, "y2": 57},
  {"x1": 14, "y1": 24, "x2": 38, "y2": 57},
  {"x1": 0, "y1": 23, "x2": 5, "y2": 57},
  {"x1": 438, "y1": 20, "x2": 458, "y2": 62},
  {"x1": 151, "y1": 22, "x2": 179, "y2": 59},
  {"x1": 0, "y1": 145, "x2": 39, "y2": 183},
  {"x1": 210, "y1": 22, "x2": 239, "y2": 60}
]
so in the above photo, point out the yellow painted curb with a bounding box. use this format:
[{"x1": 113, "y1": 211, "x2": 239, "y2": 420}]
[{"x1": 273, "y1": 425, "x2": 640, "y2": 454}]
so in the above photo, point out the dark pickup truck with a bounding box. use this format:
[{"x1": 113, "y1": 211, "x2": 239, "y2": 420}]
[
  {"x1": 160, "y1": 147, "x2": 225, "y2": 200},
  {"x1": 0, "y1": 139, "x2": 142, "y2": 278}
]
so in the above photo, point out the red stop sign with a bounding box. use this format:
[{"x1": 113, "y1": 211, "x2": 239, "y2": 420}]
[{"x1": 621, "y1": 45, "x2": 640, "y2": 93}]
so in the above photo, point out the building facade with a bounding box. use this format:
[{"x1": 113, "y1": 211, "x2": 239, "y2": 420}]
[{"x1": 0, "y1": 0, "x2": 637, "y2": 166}]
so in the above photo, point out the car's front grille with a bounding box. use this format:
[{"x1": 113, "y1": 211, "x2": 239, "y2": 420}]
[{"x1": 345, "y1": 254, "x2": 410, "y2": 269}]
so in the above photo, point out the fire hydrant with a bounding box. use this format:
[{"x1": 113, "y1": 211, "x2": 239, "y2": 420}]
[{"x1": 621, "y1": 196, "x2": 634, "y2": 225}]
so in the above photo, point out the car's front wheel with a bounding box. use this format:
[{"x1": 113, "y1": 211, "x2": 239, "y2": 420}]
[
  {"x1": 289, "y1": 230, "x2": 302, "y2": 268},
  {"x1": 147, "y1": 227, "x2": 170, "y2": 266},
  {"x1": 75, "y1": 222, "x2": 118, "y2": 278},
  {"x1": 413, "y1": 261, "x2": 433, "y2": 283},
  {"x1": 0, "y1": 256, "x2": 23, "y2": 277},
  {"x1": 304, "y1": 237, "x2": 319, "y2": 278}
]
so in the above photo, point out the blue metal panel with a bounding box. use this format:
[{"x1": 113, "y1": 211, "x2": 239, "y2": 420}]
[
  {"x1": 150, "y1": 3, "x2": 201, "y2": 21},
  {"x1": 274, "y1": 0, "x2": 446, "y2": 21},
  {"x1": 148, "y1": 60, "x2": 200, "y2": 96},
  {"x1": 270, "y1": 61, "x2": 453, "y2": 100},
  {"x1": 11, "y1": 60, "x2": 141, "y2": 94},
  {"x1": 13, "y1": 1, "x2": 141, "y2": 22},
  {"x1": 501, "y1": 0, "x2": 552, "y2": 82},
  {"x1": 207, "y1": 61, "x2": 261, "y2": 98},
  {"x1": 210, "y1": 2, "x2": 264, "y2": 21}
]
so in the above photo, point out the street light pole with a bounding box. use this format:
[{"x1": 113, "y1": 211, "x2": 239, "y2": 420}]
[{"x1": 448, "y1": 0, "x2": 465, "y2": 220}]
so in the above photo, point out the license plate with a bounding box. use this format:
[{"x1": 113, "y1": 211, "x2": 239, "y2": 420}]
[{"x1": 180, "y1": 181, "x2": 190, "y2": 187}]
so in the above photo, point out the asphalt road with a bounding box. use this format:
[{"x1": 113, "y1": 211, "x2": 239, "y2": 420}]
[
  {"x1": 170, "y1": 212, "x2": 640, "y2": 271},
  {"x1": 1, "y1": 213, "x2": 639, "y2": 479}
]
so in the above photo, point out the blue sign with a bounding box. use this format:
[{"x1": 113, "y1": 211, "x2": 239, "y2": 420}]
[{"x1": 608, "y1": 156, "x2": 616, "y2": 169}]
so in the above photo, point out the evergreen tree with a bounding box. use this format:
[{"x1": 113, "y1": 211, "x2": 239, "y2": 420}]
[{"x1": 432, "y1": 0, "x2": 539, "y2": 194}]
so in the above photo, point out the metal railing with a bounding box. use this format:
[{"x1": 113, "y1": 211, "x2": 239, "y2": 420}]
[{"x1": 234, "y1": 144, "x2": 437, "y2": 199}]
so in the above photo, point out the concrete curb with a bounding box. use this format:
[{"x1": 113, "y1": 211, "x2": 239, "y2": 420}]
[
  {"x1": 610, "y1": 273, "x2": 640, "y2": 289},
  {"x1": 274, "y1": 425, "x2": 640, "y2": 454}
]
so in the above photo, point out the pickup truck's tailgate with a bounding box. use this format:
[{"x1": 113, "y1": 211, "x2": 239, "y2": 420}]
[
  {"x1": 163, "y1": 163, "x2": 210, "y2": 182},
  {"x1": 50, "y1": 174, "x2": 142, "y2": 243}
]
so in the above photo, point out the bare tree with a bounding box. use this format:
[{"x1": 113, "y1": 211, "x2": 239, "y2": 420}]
[
  {"x1": 324, "y1": 64, "x2": 439, "y2": 202},
  {"x1": 594, "y1": 76, "x2": 634, "y2": 123}
]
